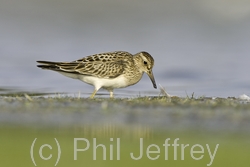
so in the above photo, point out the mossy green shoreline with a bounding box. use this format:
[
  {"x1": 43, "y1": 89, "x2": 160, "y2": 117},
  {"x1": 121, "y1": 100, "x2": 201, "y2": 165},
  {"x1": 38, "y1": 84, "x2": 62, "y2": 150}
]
[{"x1": 0, "y1": 95, "x2": 250, "y2": 167}]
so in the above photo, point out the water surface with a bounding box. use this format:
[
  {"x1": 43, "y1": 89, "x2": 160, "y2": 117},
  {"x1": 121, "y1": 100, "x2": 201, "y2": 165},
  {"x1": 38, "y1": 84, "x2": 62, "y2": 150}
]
[{"x1": 0, "y1": 0, "x2": 250, "y2": 97}]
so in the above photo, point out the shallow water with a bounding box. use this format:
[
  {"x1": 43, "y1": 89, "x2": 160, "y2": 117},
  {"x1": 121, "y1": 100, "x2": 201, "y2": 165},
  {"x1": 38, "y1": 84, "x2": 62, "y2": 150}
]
[{"x1": 0, "y1": 0, "x2": 250, "y2": 97}]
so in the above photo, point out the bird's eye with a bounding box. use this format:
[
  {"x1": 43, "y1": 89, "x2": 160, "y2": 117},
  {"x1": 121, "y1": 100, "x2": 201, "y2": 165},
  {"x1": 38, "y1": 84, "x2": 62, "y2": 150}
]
[{"x1": 144, "y1": 61, "x2": 147, "y2": 65}]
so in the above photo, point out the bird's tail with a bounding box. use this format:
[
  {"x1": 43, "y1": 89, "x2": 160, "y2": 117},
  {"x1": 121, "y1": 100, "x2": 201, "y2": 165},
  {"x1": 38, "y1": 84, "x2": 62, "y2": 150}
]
[
  {"x1": 37, "y1": 60, "x2": 81, "y2": 74},
  {"x1": 37, "y1": 61, "x2": 61, "y2": 70}
]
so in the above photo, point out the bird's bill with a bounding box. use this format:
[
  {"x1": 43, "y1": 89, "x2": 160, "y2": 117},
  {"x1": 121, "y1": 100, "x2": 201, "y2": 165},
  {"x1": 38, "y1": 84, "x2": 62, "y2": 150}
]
[{"x1": 147, "y1": 70, "x2": 157, "y2": 89}]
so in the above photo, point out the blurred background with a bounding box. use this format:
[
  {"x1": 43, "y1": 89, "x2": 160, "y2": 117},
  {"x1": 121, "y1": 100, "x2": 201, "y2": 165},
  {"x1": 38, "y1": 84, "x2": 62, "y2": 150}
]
[{"x1": 0, "y1": 0, "x2": 250, "y2": 97}]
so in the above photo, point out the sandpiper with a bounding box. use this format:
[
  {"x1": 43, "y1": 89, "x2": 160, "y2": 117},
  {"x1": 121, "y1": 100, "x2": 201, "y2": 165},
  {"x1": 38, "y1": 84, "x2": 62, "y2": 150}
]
[{"x1": 37, "y1": 51, "x2": 157, "y2": 98}]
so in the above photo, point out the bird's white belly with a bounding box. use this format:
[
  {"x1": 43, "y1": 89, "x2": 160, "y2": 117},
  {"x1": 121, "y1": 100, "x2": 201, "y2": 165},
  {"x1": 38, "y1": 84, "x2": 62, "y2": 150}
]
[
  {"x1": 58, "y1": 71, "x2": 132, "y2": 90},
  {"x1": 80, "y1": 75, "x2": 129, "y2": 89}
]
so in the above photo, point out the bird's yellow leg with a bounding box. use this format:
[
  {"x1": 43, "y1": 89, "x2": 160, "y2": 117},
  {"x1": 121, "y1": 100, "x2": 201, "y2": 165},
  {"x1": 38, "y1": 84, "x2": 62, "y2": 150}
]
[
  {"x1": 90, "y1": 89, "x2": 97, "y2": 99},
  {"x1": 109, "y1": 90, "x2": 114, "y2": 98}
]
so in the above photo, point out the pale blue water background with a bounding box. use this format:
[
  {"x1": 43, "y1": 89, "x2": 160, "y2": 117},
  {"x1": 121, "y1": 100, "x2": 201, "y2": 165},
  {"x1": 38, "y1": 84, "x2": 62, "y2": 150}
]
[{"x1": 0, "y1": 0, "x2": 250, "y2": 97}]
